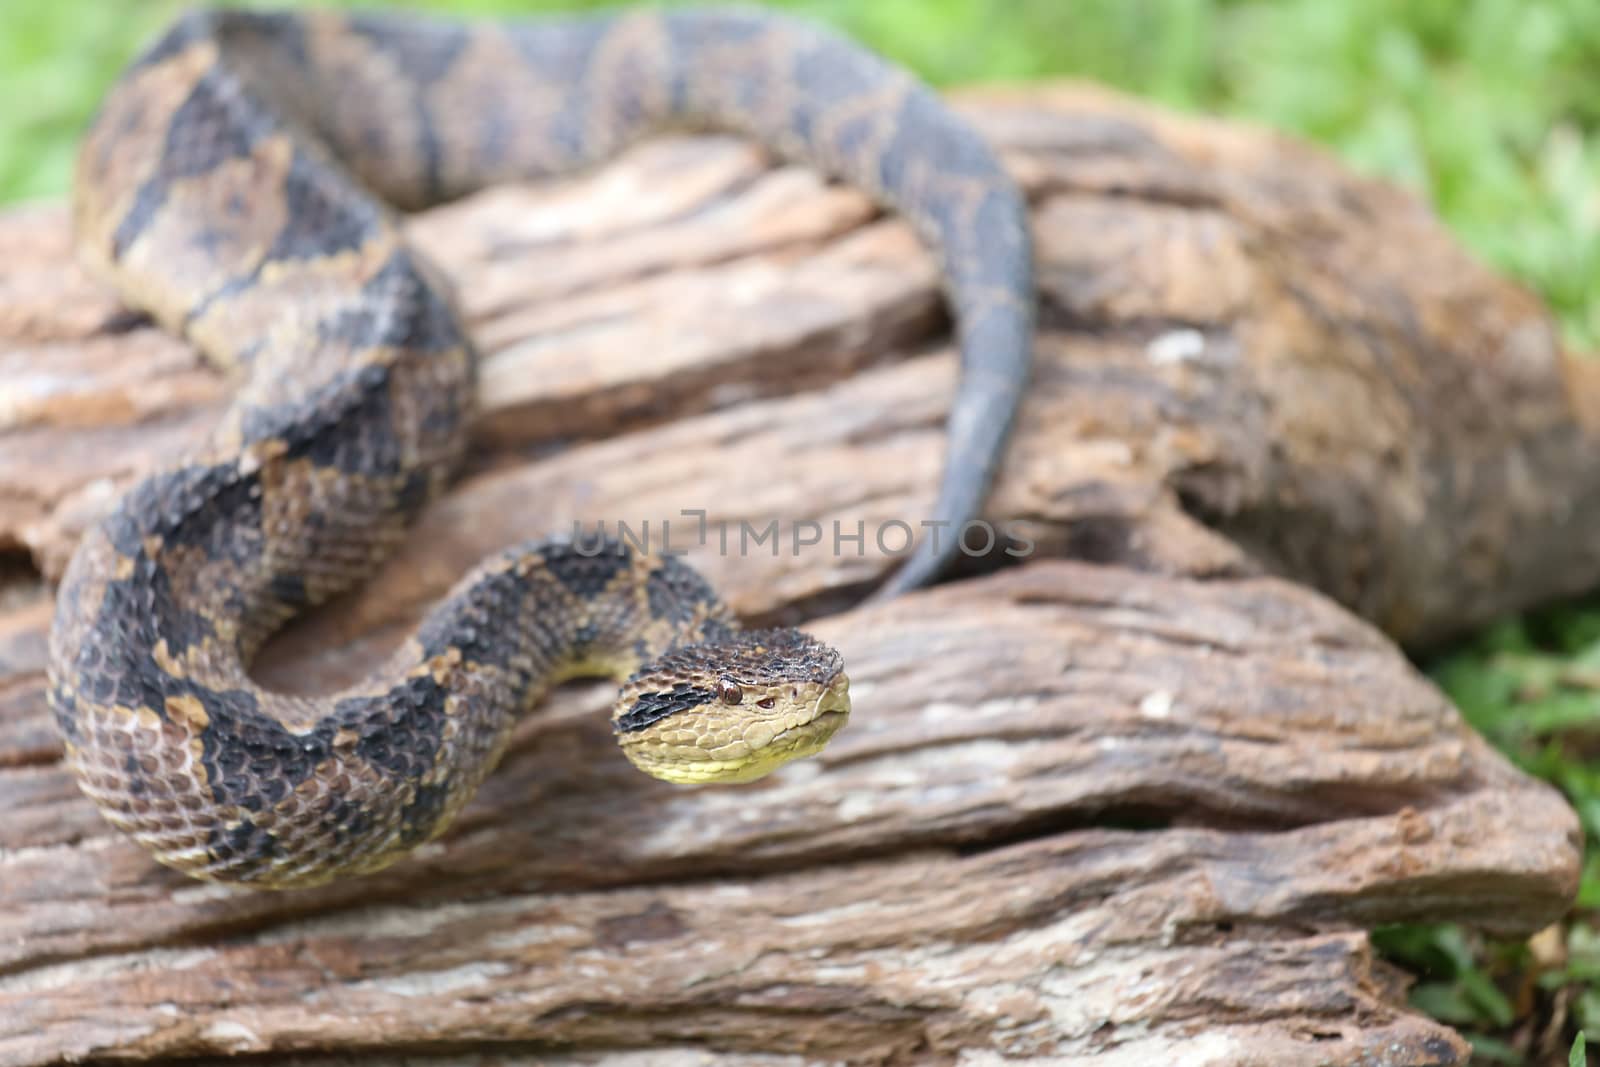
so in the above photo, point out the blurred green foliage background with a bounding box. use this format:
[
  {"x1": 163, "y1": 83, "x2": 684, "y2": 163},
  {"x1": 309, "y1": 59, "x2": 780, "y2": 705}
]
[
  {"x1": 4, "y1": 0, "x2": 1599, "y2": 1059},
  {"x1": 4, "y1": 0, "x2": 1597, "y2": 347}
]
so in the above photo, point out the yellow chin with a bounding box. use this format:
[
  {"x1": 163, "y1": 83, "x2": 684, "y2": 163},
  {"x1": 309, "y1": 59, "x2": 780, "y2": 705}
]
[{"x1": 626, "y1": 708, "x2": 850, "y2": 785}]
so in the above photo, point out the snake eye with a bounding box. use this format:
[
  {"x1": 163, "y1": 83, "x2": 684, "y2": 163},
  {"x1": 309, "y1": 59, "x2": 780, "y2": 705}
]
[
  {"x1": 717, "y1": 678, "x2": 743, "y2": 705},
  {"x1": 756, "y1": 696, "x2": 776, "y2": 710}
]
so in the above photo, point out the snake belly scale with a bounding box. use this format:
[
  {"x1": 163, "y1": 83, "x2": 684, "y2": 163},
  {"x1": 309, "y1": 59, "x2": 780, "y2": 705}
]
[{"x1": 48, "y1": 6, "x2": 1035, "y2": 888}]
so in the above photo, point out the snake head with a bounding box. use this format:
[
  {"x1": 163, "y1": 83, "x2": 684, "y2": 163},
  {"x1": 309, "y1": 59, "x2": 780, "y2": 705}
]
[{"x1": 612, "y1": 628, "x2": 849, "y2": 784}]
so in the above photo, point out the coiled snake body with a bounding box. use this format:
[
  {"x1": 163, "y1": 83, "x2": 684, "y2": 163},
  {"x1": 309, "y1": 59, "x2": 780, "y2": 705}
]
[{"x1": 48, "y1": 7, "x2": 1034, "y2": 887}]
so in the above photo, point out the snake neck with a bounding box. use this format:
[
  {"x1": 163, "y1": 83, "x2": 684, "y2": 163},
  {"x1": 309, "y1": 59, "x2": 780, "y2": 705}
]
[
  {"x1": 49, "y1": 529, "x2": 745, "y2": 887},
  {"x1": 427, "y1": 538, "x2": 742, "y2": 697}
]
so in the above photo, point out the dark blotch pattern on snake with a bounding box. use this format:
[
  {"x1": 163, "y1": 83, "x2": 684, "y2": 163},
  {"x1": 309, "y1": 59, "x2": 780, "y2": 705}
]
[{"x1": 48, "y1": 6, "x2": 1035, "y2": 887}]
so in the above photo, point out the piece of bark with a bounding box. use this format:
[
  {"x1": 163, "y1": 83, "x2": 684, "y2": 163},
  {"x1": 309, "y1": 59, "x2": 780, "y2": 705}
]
[
  {"x1": 0, "y1": 83, "x2": 1590, "y2": 1065},
  {"x1": 0, "y1": 564, "x2": 1577, "y2": 1066}
]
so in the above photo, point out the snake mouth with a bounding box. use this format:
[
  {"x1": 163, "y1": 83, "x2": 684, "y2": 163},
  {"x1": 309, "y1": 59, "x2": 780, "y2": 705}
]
[
  {"x1": 741, "y1": 705, "x2": 848, "y2": 782},
  {"x1": 777, "y1": 707, "x2": 848, "y2": 745},
  {"x1": 702, "y1": 689, "x2": 851, "y2": 784},
  {"x1": 797, "y1": 675, "x2": 850, "y2": 736},
  {"x1": 773, "y1": 678, "x2": 850, "y2": 754}
]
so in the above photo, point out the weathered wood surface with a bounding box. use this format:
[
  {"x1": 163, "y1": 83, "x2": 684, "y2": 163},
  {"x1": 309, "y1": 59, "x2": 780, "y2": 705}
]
[{"x1": 0, "y1": 84, "x2": 1592, "y2": 1065}]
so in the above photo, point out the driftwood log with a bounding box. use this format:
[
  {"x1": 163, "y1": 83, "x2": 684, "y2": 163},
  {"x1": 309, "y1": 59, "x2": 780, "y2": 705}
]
[{"x1": 0, "y1": 83, "x2": 1594, "y2": 1065}]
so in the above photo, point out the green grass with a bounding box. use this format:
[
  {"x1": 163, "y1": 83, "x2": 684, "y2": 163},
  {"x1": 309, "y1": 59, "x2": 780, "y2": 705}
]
[
  {"x1": 1423, "y1": 610, "x2": 1600, "y2": 1060},
  {"x1": 3, "y1": 0, "x2": 1597, "y2": 1059},
  {"x1": 5, "y1": 0, "x2": 1598, "y2": 347}
]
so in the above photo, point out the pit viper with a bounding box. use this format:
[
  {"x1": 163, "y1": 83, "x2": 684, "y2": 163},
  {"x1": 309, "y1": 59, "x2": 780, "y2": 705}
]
[{"x1": 47, "y1": 6, "x2": 1034, "y2": 888}]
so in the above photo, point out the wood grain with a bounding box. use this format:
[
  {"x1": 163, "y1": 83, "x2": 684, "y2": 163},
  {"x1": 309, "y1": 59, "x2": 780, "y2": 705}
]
[{"x1": 0, "y1": 84, "x2": 1593, "y2": 1066}]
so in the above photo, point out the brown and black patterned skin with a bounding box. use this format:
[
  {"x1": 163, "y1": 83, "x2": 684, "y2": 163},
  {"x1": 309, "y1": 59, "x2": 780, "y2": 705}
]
[{"x1": 49, "y1": 6, "x2": 1033, "y2": 888}]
